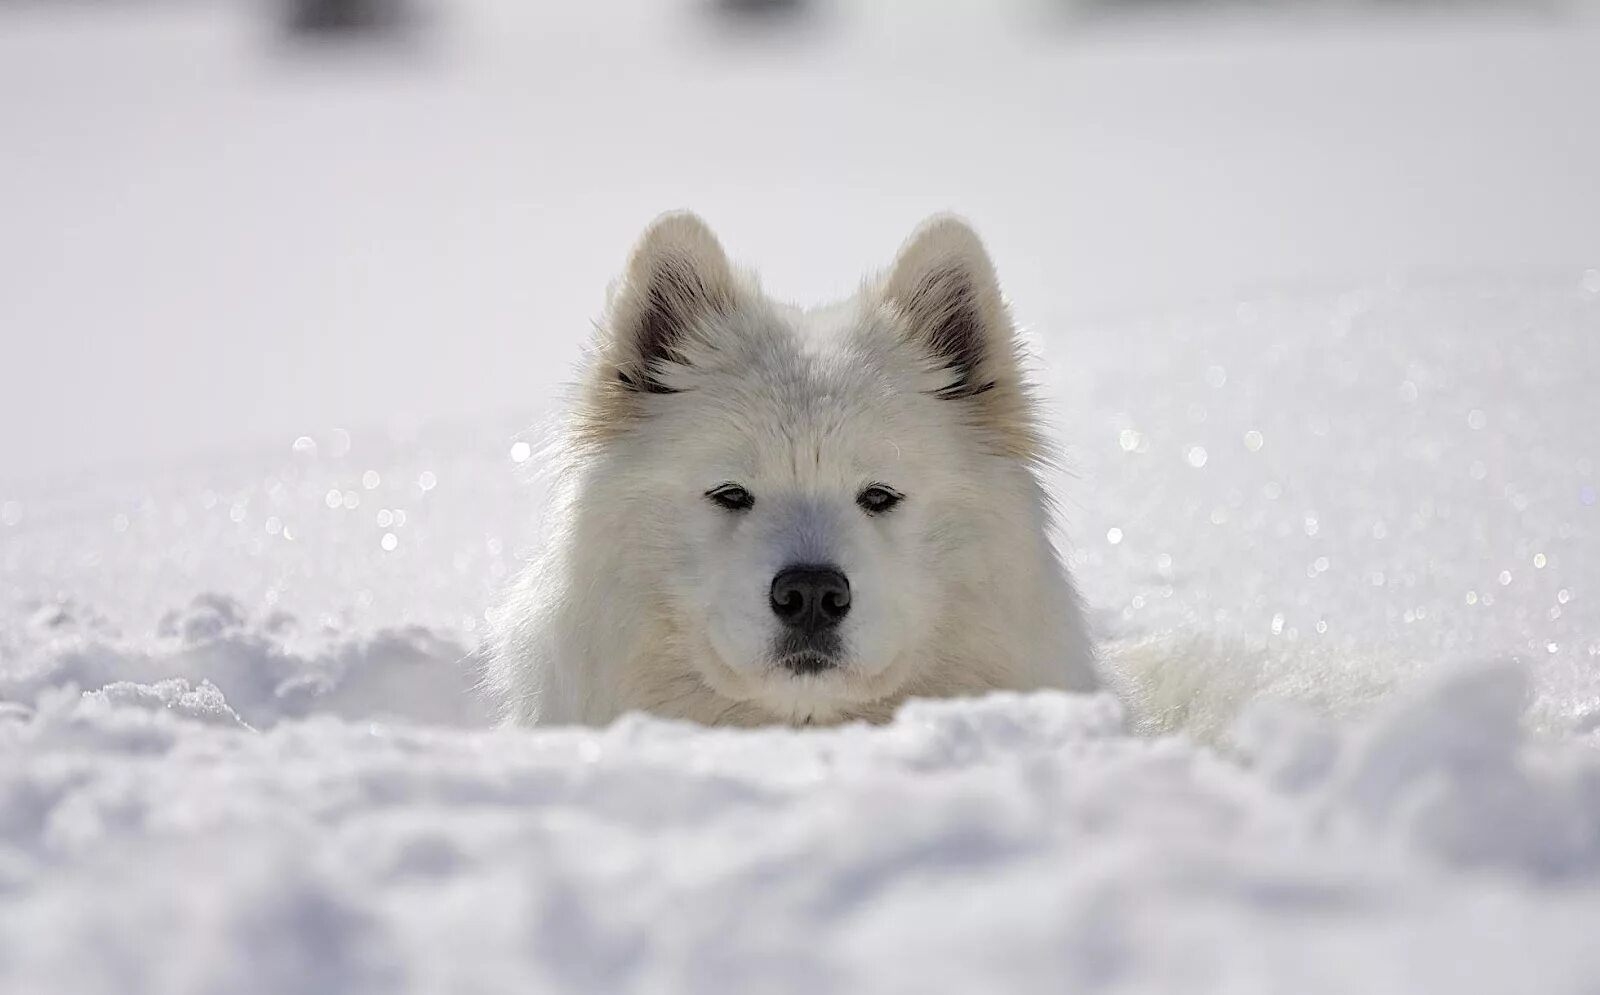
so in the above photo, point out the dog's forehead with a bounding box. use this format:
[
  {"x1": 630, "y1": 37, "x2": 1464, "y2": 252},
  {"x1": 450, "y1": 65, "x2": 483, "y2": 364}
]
[
  {"x1": 708, "y1": 303, "x2": 894, "y2": 406},
  {"x1": 719, "y1": 367, "x2": 903, "y2": 470},
  {"x1": 681, "y1": 307, "x2": 928, "y2": 481}
]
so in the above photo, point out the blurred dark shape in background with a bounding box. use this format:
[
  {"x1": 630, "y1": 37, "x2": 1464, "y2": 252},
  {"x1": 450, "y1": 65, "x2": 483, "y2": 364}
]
[
  {"x1": 706, "y1": 0, "x2": 824, "y2": 39},
  {"x1": 283, "y1": 0, "x2": 416, "y2": 41},
  {"x1": 713, "y1": 0, "x2": 812, "y2": 20}
]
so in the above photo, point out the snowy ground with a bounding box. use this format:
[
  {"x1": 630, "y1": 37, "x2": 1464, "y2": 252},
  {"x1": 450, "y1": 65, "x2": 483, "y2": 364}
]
[{"x1": 4, "y1": 2, "x2": 1600, "y2": 993}]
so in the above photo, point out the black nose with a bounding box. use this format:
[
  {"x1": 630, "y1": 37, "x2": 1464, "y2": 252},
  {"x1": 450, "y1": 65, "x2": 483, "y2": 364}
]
[{"x1": 769, "y1": 564, "x2": 851, "y2": 631}]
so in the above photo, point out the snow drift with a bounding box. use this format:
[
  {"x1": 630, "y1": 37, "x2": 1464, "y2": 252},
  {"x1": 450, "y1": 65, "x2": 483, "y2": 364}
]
[{"x1": 3, "y1": 663, "x2": 1599, "y2": 994}]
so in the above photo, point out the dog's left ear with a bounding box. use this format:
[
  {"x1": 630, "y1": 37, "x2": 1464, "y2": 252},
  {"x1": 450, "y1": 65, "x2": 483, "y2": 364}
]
[{"x1": 880, "y1": 215, "x2": 1016, "y2": 400}]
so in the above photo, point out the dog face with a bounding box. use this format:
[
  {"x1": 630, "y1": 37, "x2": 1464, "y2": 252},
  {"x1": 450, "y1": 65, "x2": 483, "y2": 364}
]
[{"x1": 572, "y1": 213, "x2": 1045, "y2": 723}]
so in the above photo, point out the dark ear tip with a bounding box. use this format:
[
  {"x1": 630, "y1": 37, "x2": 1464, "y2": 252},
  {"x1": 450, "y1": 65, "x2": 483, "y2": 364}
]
[
  {"x1": 616, "y1": 367, "x2": 680, "y2": 395},
  {"x1": 933, "y1": 379, "x2": 997, "y2": 400},
  {"x1": 906, "y1": 265, "x2": 977, "y2": 309}
]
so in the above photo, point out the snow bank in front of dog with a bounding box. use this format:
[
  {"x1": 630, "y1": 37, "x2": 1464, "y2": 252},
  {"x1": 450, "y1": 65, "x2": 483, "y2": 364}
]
[
  {"x1": 0, "y1": 591, "x2": 491, "y2": 730},
  {"x1": 3, "y1": 663, "x2": 1599, "y2": 994}
]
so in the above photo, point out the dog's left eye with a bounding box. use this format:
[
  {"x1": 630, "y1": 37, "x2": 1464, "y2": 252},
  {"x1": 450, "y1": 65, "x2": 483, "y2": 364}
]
[
  {"x1": 706, "y1": 483, "x2": 755, "y2": 512},
  {"x1": 856, "y1": 485, "x2": 903, "y2": 515}
]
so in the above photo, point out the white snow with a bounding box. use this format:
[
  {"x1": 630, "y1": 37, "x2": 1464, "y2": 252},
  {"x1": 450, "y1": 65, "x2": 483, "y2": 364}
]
[
  {"x1": 3, "y1": 1, "x2": 1600, "y2": 992},
  {"x1": 3, "y1": 664, "x2": 1599, "y2": 993}
]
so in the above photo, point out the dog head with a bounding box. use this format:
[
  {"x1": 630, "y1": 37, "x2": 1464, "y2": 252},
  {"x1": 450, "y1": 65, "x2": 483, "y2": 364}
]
[{"x1": 571, "y1": 212, "x2": 1048, "y2": 723}]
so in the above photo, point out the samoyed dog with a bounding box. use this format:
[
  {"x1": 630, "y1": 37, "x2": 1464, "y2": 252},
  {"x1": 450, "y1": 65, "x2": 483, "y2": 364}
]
[{"x1": 490, "y1": 212, "x2": 1098, "y2": 727}]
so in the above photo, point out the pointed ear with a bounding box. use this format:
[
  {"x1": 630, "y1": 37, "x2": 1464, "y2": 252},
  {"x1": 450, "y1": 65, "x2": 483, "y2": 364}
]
[
  {"x1": 880, "y1": 215, "x2": 1015, "y2": 400},
  {"x1": 603, "y1": 212, "x2": 737, "y2": 394}
]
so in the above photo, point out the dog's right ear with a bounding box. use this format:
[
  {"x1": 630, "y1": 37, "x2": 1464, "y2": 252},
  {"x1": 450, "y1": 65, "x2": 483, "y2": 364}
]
[{"x1": 602, "y1": 212, "x2": 736, "y2": 394}]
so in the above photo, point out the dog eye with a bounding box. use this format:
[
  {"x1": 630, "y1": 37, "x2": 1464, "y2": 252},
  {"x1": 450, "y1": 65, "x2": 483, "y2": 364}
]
[
  {"x1": 706, "y1": 484, "x2": 755, "y2": 512},
  {"x1": 856, "y1": 485, "x2": 903, "y2": 515}
]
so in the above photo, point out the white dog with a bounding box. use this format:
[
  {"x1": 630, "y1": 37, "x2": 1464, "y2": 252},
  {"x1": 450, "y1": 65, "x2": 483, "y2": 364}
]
[{"x1": 489, "y1": 213, "x2": 1098, "y2": 726}]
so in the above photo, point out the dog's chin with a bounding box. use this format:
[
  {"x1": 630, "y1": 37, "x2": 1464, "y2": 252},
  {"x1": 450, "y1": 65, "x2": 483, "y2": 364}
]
[
  {"x1": 774, "y1": 650, "x2": 843, "y2": 677},
  {"x1": 699, "y1": 638, "x2": 850, "y2": 715},
  {"x1": 744, "y1": 651, "x2": 884, "y2": 724},
  {"x1": 701, "y1": 631, "x2": 906, "y2": 724}
]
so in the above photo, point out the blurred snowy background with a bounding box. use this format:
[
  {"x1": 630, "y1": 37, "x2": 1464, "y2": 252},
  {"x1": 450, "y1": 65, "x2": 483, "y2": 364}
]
[{"x1": 2, "y1": 1, "x2": 1599, "y2": 992}]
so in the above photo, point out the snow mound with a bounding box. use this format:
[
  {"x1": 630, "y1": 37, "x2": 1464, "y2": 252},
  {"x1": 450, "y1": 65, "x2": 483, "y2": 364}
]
[
  {"x1": 2, "y1": 665, "x2": 1598, "y2": 993},
  {"x1": 1, "y1": 593, "x2": 491, "y2": 729},
  {"x1": 86, "y1": 678, "x2": 251, "y2": 729},
  {"x1": 1240, "y1": 663, "x2": 1600, "y2": 878}
]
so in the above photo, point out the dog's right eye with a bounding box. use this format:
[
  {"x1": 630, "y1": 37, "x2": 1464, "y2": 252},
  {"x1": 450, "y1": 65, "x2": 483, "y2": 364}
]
[{"x1": 706, "y1": 484, "x2": 755, "y2": 512}]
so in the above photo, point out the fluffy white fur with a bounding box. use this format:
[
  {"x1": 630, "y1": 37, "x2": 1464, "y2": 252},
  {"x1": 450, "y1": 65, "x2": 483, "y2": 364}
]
[
  {"x1": 489, "y1": 212, "x2": 1098, "y2": 727},
  {"x1": 1105, "y1": 632, "x2": 1424, "y2": 746}
]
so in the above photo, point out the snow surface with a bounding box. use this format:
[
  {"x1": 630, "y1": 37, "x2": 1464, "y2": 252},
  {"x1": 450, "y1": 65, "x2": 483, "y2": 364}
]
[
  {"x1": 5, "y1": 664, "x2": 1600, "y2": 993},
  {"x1": 3, "y1": 2, "x2": 1600, "y2": 993}
]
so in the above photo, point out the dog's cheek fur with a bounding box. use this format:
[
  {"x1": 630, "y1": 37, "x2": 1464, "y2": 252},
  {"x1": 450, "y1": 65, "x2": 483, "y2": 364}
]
[
  {"x1": 698, "y1": 529, "x2": 783, "y2": 684},
  {"x1": 829, "y1": 508, "x2": 932, "y2": 685}
]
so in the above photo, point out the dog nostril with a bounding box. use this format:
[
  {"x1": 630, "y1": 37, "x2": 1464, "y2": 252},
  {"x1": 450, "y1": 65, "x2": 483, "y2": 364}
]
[
  {"x1": 769, "y1": 564, "x2": 851, "y2": 630},
  {"x1": 771, "y1": 587, "x2": 804, "y2": 620},
  {"x1": 820, "y1": 588, "x2": 850, "y2": 619}
]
